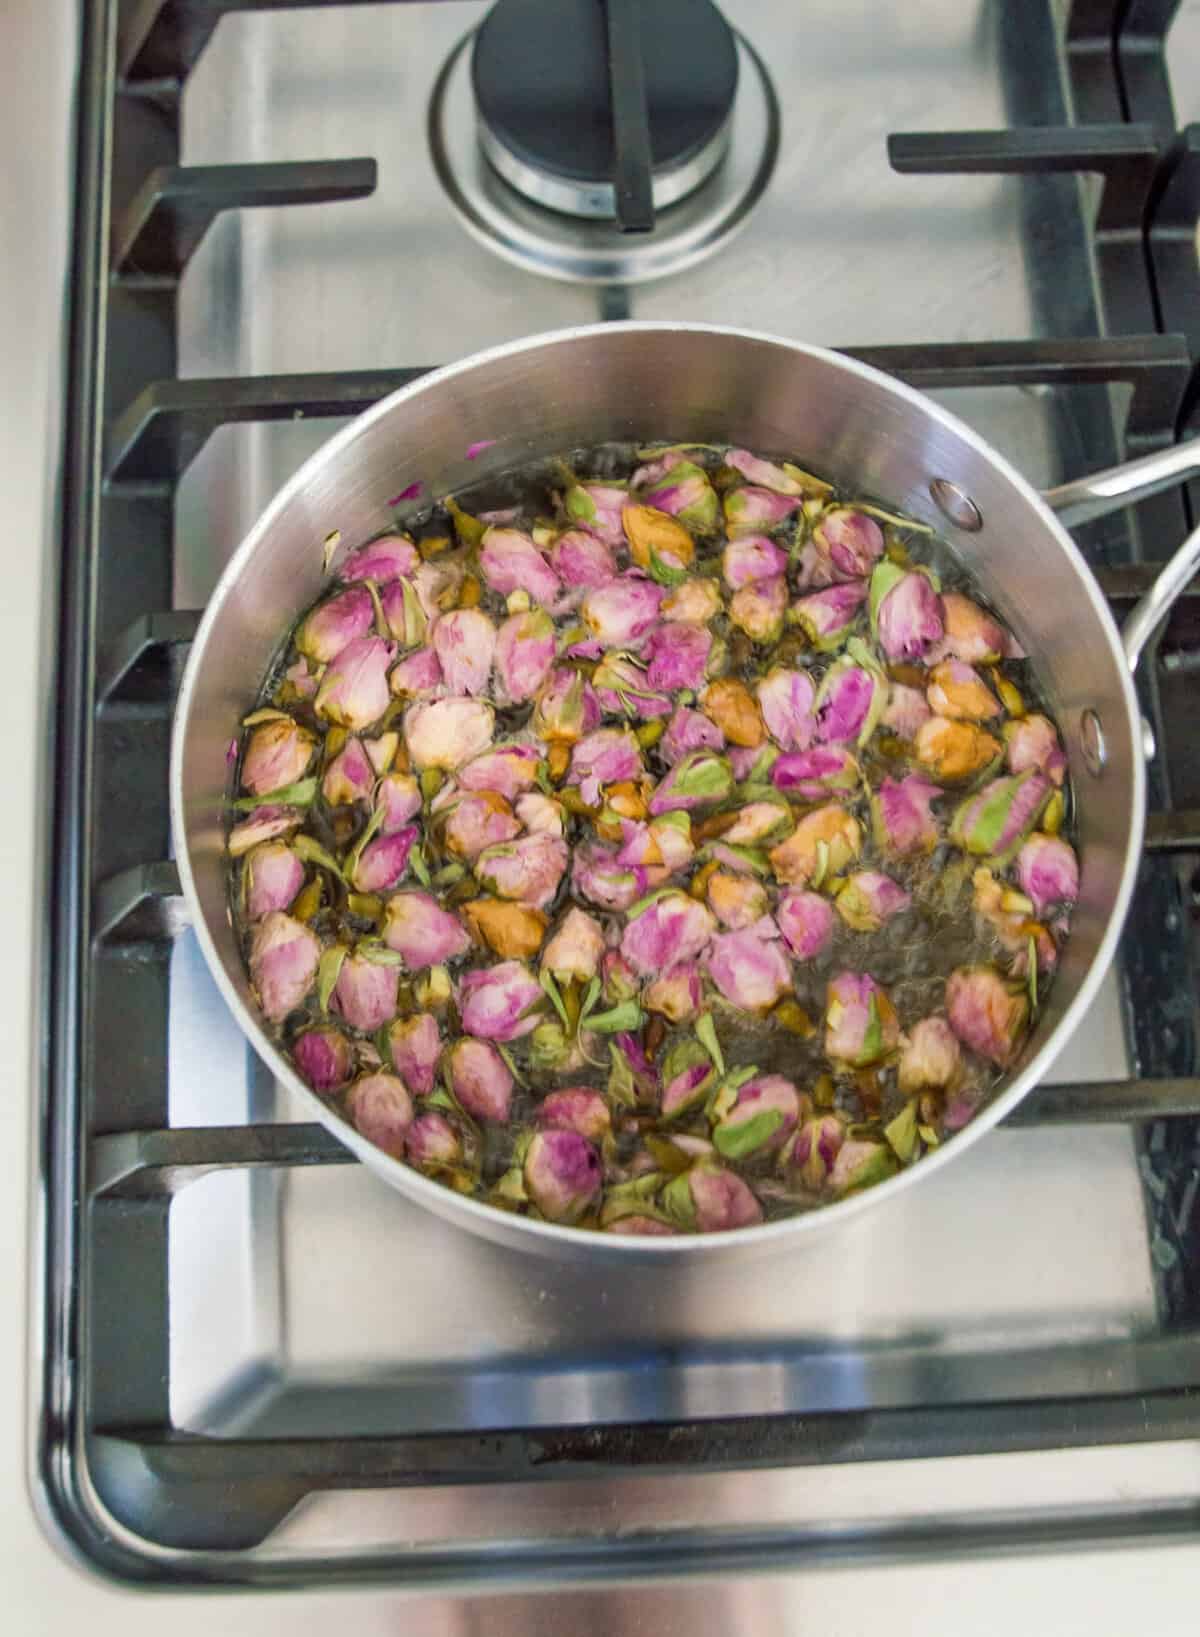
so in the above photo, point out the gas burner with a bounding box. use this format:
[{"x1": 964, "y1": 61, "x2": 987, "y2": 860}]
[
  {"x1": 472, "y1": 0, "x2": 738, "y2": 221},
  {"x1": 429, "y1": 24, "x2": 778, "y2": 284}
]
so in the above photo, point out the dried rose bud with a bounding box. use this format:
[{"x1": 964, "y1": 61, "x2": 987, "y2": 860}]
[
  {"x1": 811, "y1": 508, "x2": 884, "y2": 581},
  {"x1": 292, "y1": 1025, "x2": 353, "y2": 1091},
  {"x1": 533, "y1": 668, "x2": 601, "y2": 744},
  {"x1": 241, "y1": 715, "x2": 316, "y2": 797},
  {"x1": 705, "y1": 926, "x2": 792, "y2": 1011},
  {"x1": 870, "y1": 774, "x2": 941, "y2": 857},
  {"x1": 479, "y1": 526, "x2": 561, "y2": 606},
  {"x1": 528, "y1": 1020, "x2": 589, "y2": 1075},
  {"x1": 775, "y1": 888, "x2": 835, "y2": 960},
  {"x1": 447, "y1": 1036, "x2": 513, "y2": 1121},
  {"x1": 725, "y1": 448, "x2": 808, "y2": 494},
  {"x1": 729, "y1": 575, "x2": 788, "y2": 644},
  {"x1": 524, "y1": 1129, "x2": 603, "y2": 1223},
  {"x1": 973, "y1": 867, "x2": 1056, "y2": 973},
  {"x1": 458, "y1": 742, "x2": 542, "y2": 801},
  {"x1": 615, "y1": 812, "x2": 693, "y2": 872},
  {"x1": 723, "y1": 484, "x2": 800, "y2": 536},
  {"x1": 493, "y1": 609, "x2": 556, "y2": 706},
  {"x1": 432, "y1": 608, "x2": 496, "y2": 697},
  {"x1": 722, "y1": 533, "x2": 789, "y2": 588},
  {"x1": 829, "y1": 1139, "x2": 896, "y2": 1194},
  {"x1": 345, "y1": 1072, "x2": 413, "y2": 1158},
  {"x1": 351, "y1": 825, "x2": 417, "y2": 893},
  {"x1": 406, "y1": 1110, "x2": 463, "y2": 1169},
  {"x1": 1005, "y1": 713, "x2": 1067, "y2": 786},
  {"x1": 515, "y1": 792, "x2": 564, "y2": 835},
  {"x1": 870, "y1": 563, "x2": 944, "y2": 661},
  {"x1": 331, "y1": 951, "x2": 399, "y2": 1032},
  {"x1": 665, "y1": 1161, "x2": 763, "y2": 1231},
  {"x1": 542, "y1": 906, "x2": 605, "y2": 984},
  {"x1": 662, "y1": 705, "x2": 724, "y2": 765},
  {"x1": 927, "y1": 660, "x2": 1001, "y2": 721},
  {"x1": 340, "y1": 532, "x2": 419, "y2": 584},
  {"x1": 622, "y1": 505, "x2": 696, "y2": 582},
  {"x1": 950, "y1": 771, "x2": 1052, "y2": 858},
  {"x1": 814, "y1": 643, "x2": 887, "y2": 746},
  {"x1": 457, "y1": 960, "x2": 543, "y2": 1041},
  {"x1": 755, "y1": 666, "x2": 817, "y2": 752},
  {"x1": 784, "y1": 1109, "x2": 846, "y2": 1190},
  {"x1": 824, "y1": 971, "x2": 899, "y2": 1067},
  {"x1": 404, "y1": 697, "x2": 495, "y2": 771},
  {"x1": 700, "y1": 678, "x2": 765, "y2": 748},
  {"x1": 550, "y1": 527, "x2": 619, "y2": 589},
  {"x1": 644, "y1": 622, "x2": 713, "y2": 692},
  {"x1": 882, "y1": 683, "x2": 931, "y2": 740},
  {"x1": 375, "y1": 771, "x2": 422, "y2": 834},
  {"x1": 248, "y1": 911, "x2": 320, "y2": 1021},
  {"x1": 227, "y1": 804, "x2": 302, "y2": 857},
  {"x1": 538, "y1": 1087, "x2": 611, "y2": 1142},
  {"x1": 768, "y1": 804, "x2": 861, "y2": 887},
  {"x1": 388, "y1": 644, "x2": 442, "y2": 697},
  {"x1": 463, "y1": 898, "x2": 547, "y2": 960},
  {"x1": 592, "y1": 652, "x2": 673, "y2": 718},
  {"x1": 898, "y1": 1016, "x2": 961, "y2": 1094},
  {"x1": 564, "y1": 482, "x2": 628, "y2": 547},
  {"x1": 440, "y1": 791, "x2": 520, "y2": 859},
  {"x1": 243, "y1": 842, "x2": 304, "y2": 920},
  {"x1": 662, "y1": 577, "x2": 723, "y2": 624},
  {"x1": 379, "y1": 578, "x2": 429, "y2": 649},
  {"x1": 930, "y1": 591, "x2": 1009, "y2": 664},
  {"x1": 791, "y1": 582, "x2": 868, "y2": 651},
  {"x1": 771, "y1": 744, "x2": 860, "y2": 800},
  {"x1": 648, "y1": 749, "x2": 733, "y2": 816},
  {"x1": 386, "y1": 1012, "x2": 441, "y2": 1096},
  {"x1": 721, "y1": 799, "x2": 792, "y2": 845},
  {"x1": 1016, "y1": 833, "x2": 1079, "y2": 916},
  {"x1": 571, "y1": 842, "x2": 646, "y2": 911},
  {"x1": 644, "y1": 962, "x2": 701, "y2": 1024},
  {"x1": 914, "y1": 716, "x2": 1001, "y2": 781},
  {"x1": 581, "y1": 577, "x2": 664, "y2": 647},
  {"x1": 706, "y1": 869, "x2": 769, "y2": 930},
  {"x1": 314, "y1": 635, "x2": 395, "y2": 731},
  {"x1": 621, "y1": 890, "x2": 715, "y2": 976},
  {"x1": 297, "y1": 586, "x2": 374, "y2": 664},
  {"x1": 569, "y1": 727, "x2": 644, "y2": 805},
  {"x1": 284, "y1": 656, "x2": 317, "y2": 699},
  {"x1": 660, "y1": 1037, "x2": 716, "y2": 1118},
  {"x1": 476, "y1": 833, "x2": 568, "y2": 909},
  {"x1": 835, "y1": 870, "x2": 911, "y2": 932},
  {"x1": 322, "y1": 736, "x2": 375, "y2": 806},
  {"x1": 643, "y1": 461, "x2": 718, "y2": 530},
  {"x1": 945, "y1": 964, "x2": 1029, "y2": 1066},
  {"x1": 382, "y1": 890, "x2": 470, "y2": 967},
  {"x1": 713, "y1": 1074, "x2": 801, "y2": 1159}
]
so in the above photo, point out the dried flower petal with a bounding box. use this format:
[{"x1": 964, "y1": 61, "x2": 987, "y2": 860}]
[
  {"x1": 515, "y1": 791, "x2": 564, "y2": 835},
  {"x1": 725, "y1": 449, "x2": 808, "y2": 494},
  {"x1": 228, "y1": 804, "x2": 302, "y2": 856},
  {"x1": 643, "y1": 461, "x2": 718, "y2": 530},
  {"x1": 713, "y1": 1074, "x2": 801, "y2": 1159},
  {"x1": 376, "y1": 771, "x2": 422, "y2": 834},
  {"x1": 724, "y1": 485, "x2": 800, "y2": 536},
  {"x1": 914, "y1": 716, "x2": 1001, "y2": 781},
  {"x1": 929, "y1": 591, "x2": 1010, "y2": 664},
  {"x1": 648, "y1": 749, "x2": 733, "y2": 815},
  {"x1": 882, "y1": 683, "x2": 931, "y2": 740},
  {"x1": 564, "y1": 483, "x2": 628, "y2": 547},
  {"x1": 352, "y1": 825, "x2": 417, "y2": 892},
  {"x1": 950, "y1": 771, "x2": 1052, "y2": 858},
  {"x1": 388, "y1": 644, "x2": 442, "y2": 698},
  {"x1": 322, "y1": 736, "x2": 375, "y2": 805},
  {"x1": 458, "y1": 742, "x2": 543, "y2": 801},
  {"x1": 723, "y1": 533, "x2": 789, "y2": 588},
  {"x1": 771, "y1": 745, "x2": 859, "y2": 800},
  {"x1": 407, "y1": 1110, "x2": 463, "y2": 1168},
  {"x1": 550, "y1": 528, "x2": 618, "y2": 588},
  {"x1": 494, "y1": 609, "x2": 557, "y2": 705},
  {"x1": 870, "y1": 563, "x2": 945, "y2": 661},
  {"x1": 661, "y1": 705, "x2": 724, "y2": 764},
  {"x1": 700, "y1": 677, "x2": 765, "y2": 747},
  {"x1": 441, "y1": 790, "x2": 521, "y2": 859},
  {"x1": 814, "y1": 642, "x2": 887, "y2": 746},
  {"x1": 644, "y1": 622, "x2": 713, "y2": 692},
  {"x1": 810, "y1": 509, "x2": 884, "y2": 582},
  {"x1": 463, "y1": 898, "x2": 547, "y2": 960},
  {"x1": 756, "y1": 666, "x2": 816, "y2": 752},
  {"x1": 542, "y1": 906, "x2": 606, "y2": 984},
  {"x1": 571, "y1": 842, "x2": 646, "y2": 911},
  {"x1": 662, "y1": 577, "x2": 722, "y2": 624},
  {"x1": 784, "y1": 1109, "x2": 846, "y2": 1189},
  {"x1": 706, "y1": 869, "x2": 769, "y2": 930},
  {"x1": 676, "y1": 1162, "x2": 763, "y2": 1231},
  {"x1": 621, "y1": 890, "x2": 715, "y2": 976},
  {"x1": 534, "y1": 668, "x2": 601, "y2": 743},
  {"x1": 569, "y1": 728, "x2": 643, "y2": 805},
  {"x1": 644, "y1": 962, "x2": 701, "y2": 1023},
  {"x1": 432, "y1": 608, "x2": 496, "y2": 697}
]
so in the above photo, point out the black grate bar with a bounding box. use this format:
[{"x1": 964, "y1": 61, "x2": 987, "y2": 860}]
[
  {"x1": 93, "y1": 861, "x2": 185, "y2": 947},
  {"x1": 1148, "y1": 125, "x2": 1200, "y2": 358},
  {"x1": 96, "y1": 608, "x2": 201, "y2": 704},
  {"x1": 1095, "y1": 563, "x2": 1200, "y2": 599},
  {"x1": 604, "y1": 0, "x2": 655, "y2": 234},
  {"x1": 1145, "y1": 810, "x2": 1200, "y2": 852},
  {"x1": 112, "y1": 159, "x2": 377, "y2": 278},
  {"x1": 1116, "y1": 0, "x2": 1185, "y2": 128}
]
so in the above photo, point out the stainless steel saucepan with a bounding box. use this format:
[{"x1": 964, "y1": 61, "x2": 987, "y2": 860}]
[{"x1": 170, "y1": 323, "x2": 1200, "y2": 1259}]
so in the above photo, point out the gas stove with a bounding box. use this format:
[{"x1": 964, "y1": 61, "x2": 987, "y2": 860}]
[{"x1": 36, "y1": 0, "x2": 1200, "y2": 1587}]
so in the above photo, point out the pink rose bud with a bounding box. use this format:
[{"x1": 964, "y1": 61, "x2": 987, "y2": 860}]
[
  {"x1": 631, "y1": 449, "x2": 685, "y2": 486},
  {"x1": 644, "y1": 962, "x2": 701, "y2": 1024},
  {"x1": 659, "y1": 1037, "x2": 716, "y2": 1118},
  {"x1": 241, "y1": 715, "x2": 316, "y2": 797},
  {"x1": 945, "y1": 964, "x2": 1029, "y2": 1066},
  {"x1": 339, "y1": 532, "x2": 420, "y2": 584},
  {"x1": 644, "y1": 622, "x2": 713, "y2": 692},
  {"x1": 538, "y1": 1086, "x2": 612, "y2": 1143},
  {"x1": 432, "y1": 608, "x2": 496, "y2": 697},
  {"x1": 388, "y1": 644, "x2": 442, "y2": 697},
  {"x1": 713, "y1": 1074, "x2": 801, "y2": 1159},
  {"x1": 648, "y1": 749, "x2": 733, "y2": 815},
  {"x1": 542, "y1": 906, "x2": 606, "y2": 983},
  {"x1": 292, "y1": 1025, "x2": 353, "y2": 1091},
  {"x1": 1005, "y1": 713, "x2": 1068, "y2": 786},
  {"x1": 227, "y1": 804, "x2": 303, "y2": 857},
  {"x1": 665, "y1": 1162, "x2": 763, "y2": 1232},
  {"x1": 784, "y1": 1109, "x2": 846, "y2": 1190},
  {"x1": 457, "y1": 960, "x2": 543, "y2": 1041},
  {"x1": 382, "y1": 890, "x2": 471, "y2": 967},
  {"x1": 380, "y1": 579, "x2": 430, "y2": 649},
  {"x1": 580, "y1": 577, "x2": 665, "y2": 647},
  {"x1": 812, "y1": 508, "x2": 885, "y2": 580},
  {"x1": 603, "y1": 953, "x2": 641, "y2": 1006},
  {"x1": 898, "y1": 1016, "x2": 962, "y2": 1094},
  {"x1": 441, "y1": 790, "x2": 521, "y2": 859},
  {"x1": 950, "y1": 771, "x2": 1052, "y2": 858},
  {"x1": 314, "y1": 635, "x2": 395, "y2": 731},
  {"x1": 771, "y1": 744, "x2": 860, "y2": 800},
  {"x1": 720, "y1": 799, "x2": 792, "y2": 845},
  {"x1": 722, "y1": 533, "x2": 789, "y2": 588},
  {"x1": 706, "y1": 869, "x2": 769, "y2": 930},
  {"x1": 726, "y1": 448, "x2": 807, "y2": 494},
  {"x1": 495, "y1": 609, "x2": 557, "y2": 705},
  {"x1": 824, "y1": 971, "x2": 899, "y2": 1066},
  {"x1": 927, "y1": 659, "x2": 1001, "y2": 722},
  {"x1": 322, "y1": 735, "x2": 375, "y2": 805},
  {"x1": 386, "y1": 1011, "x2": 441, "y2": 1096},
  {"x1": 615, "y1": 814, "x2": 694, "y2": 873},
  {"x1": 835, "y1": 870, "x2": 911, "y2": 932},
  {"x1": 515, "y1": 791, "x2": 564, "y2": 835},
  {"x1": 871, "y1": 774, "x2": 942, "y2": 857},
  {"x1": 476, "y1": 833, "x2": 569, "y2": 908},
  {"x1": 776, "y1": 888, "x2": 835, "y2": 961},
  {"x1": 756, "y1": 666, "x2": 816, "y2": 752},
  {"x1": 729, "y1": 575, "x2": 788, "y2": 644},
  {"x1": 930, "y1": 591, "x2": 1009, "y2": 664},
  {"x1": 723, "y1": 485, "x2": 800, "y2": 536},
  {"x1": 345, "y1": 1072, "x2": 413, "y2": 1158},
  {"x1": 829, "y1": 1139, "x2": 897, "y2": 1195},
  {"x1": 592, "y1": 652, "x2": 673, "y2": 718},
  {"x1": 1016, "y1": 833, "x2": 1079, "y2": 916},
  {"x1": 662, "y1": 705, "x2": 724, "y2": 764},
  {"x1": 351, "y1": 825, "x2": 417, "y2": 892},
  {"x1": 412, "y1": 560, "x2": 465, "y2": 622},
  {"x1": 550, "y1": 527, "x2": 618, "y2": 588},
  {"x1": 870, "y1": 563, "x2": 945, "y2": 661},
  {"x1": 621, "y1": 890, "x2": 715, "y2": 976},
  {"x1": 643, "y1": 461, "x2": 718, "y2": 530},
  {"x1": 458, "y1": 742, "x2": 543, "y2": 801},
  {"x1": 404, "y1": 697, "x2": 496, "y2": 771},
  {"x1": 661, "y1": 577, "x2": 723, "y2": 624},
  {"x1": 332, "y1": 951, "x2": 399, "y2": 1032},
  {"x1": 768, "y1": 804, "x2": 862, "y2": 887},
  {"x1": 791, "y1": 582, "x2": 868, "y2": 651},
  {"x1": 705, "y1": 926, "x2": 793, "y2": 1011},
  {"x1": 524, "y1": 1129, "x2": 603, "y2": 1224},
  {"x1": 376, "y1": 771, "x2": 422, "y2": 834},
  {"x1": 571, "y1": 842, "x2": 647, "y2": 911},
  {"x1": 406, "y1": 1110, "x2": 463, "y2": 1169},
  {"x1": 564, "y1": 483, "x2": 628, "y2": 547},
  {"x1": 479, "y1": 526, "x2": 561, "y2": 606},
  {"x1": 243, "y1": 842, "x2": 305, "y2": 920},
  {"x1": 814, "y1": 646, "x2": 887, "y2": 746},
  {"x1": 447, "y1": 1036, "x2": 513, "y2": 1122},
  {"x1": 296, "y1": 586, "x2": 375, "y2": 664},
  {"x1": 569, "y1": 727, "x2": 643, "y2": 806},
  {"x1": 882, "y1": 683, "x2": 931, "y2": 740},
  {"x1": 248, "y1": 911, "x2": 320, "y2": 1021},
  {"x1": 533, "y1": 668, "x2": 601, "y2": 743}
]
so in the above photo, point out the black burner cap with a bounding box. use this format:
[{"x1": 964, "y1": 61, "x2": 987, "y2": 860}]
[{"x1": 472, "y1": 0, "x2": 739, "y2": 186}]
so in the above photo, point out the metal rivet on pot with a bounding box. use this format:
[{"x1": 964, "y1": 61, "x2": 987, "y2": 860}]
[
  {"x1": 1080, "y1": 708, "x2": 1107, "y2": 775},
  {"x1": 928, "y1": 478, "x2": 983, "y2": 532}
]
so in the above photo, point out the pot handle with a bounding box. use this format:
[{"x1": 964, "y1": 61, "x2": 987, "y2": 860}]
[{"x1": 1043, "y1": 440, "x2": 1200, "y2": 673}]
